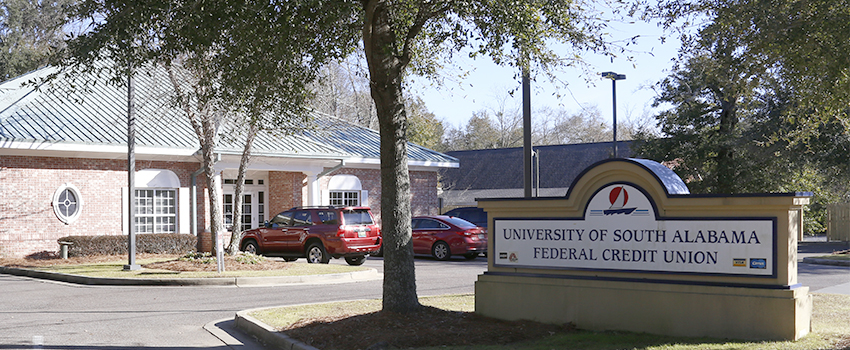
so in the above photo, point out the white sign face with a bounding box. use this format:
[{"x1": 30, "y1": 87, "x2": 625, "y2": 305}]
[{"x1": 494, "y1": 184, "x2": 776, "y2": 277}]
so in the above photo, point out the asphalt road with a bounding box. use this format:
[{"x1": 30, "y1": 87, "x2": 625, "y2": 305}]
[
  {"x1": 1, "y1": 244, "x2": 847, "y2": 350},
  {"x1": 0, "y1": 255, "x2": 487, "y2": 350}
]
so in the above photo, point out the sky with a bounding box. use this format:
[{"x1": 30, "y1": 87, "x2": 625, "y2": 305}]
[{"x1": 411, "y1": 20, "x2": 684, "y2": 130}]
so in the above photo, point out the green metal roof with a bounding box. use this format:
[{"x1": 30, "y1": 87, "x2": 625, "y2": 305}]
[{"x1": 0, "y1": 65, "x2": 458, "y2": 166}]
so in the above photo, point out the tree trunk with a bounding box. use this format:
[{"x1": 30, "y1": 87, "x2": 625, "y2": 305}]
[
  {"x1": 227, "y1": 122, "x2": 258, "y2": 255},
  {"x1": 715, "y1": 94, "x2": 738, "y2": 194},
  {"x1": 362, "y1": 0, "x2": 421, "y2": 313},
  {"x1": 166, "y1": 64, "x2": 226, "y2": 259},
  {"x1": 200, "y1": 135, "x2": 226, "y2": 257}
]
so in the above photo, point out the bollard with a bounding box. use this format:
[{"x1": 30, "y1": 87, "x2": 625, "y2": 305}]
[{"x1": 58, "y1": 241, "x2": 73, "y2": 259}]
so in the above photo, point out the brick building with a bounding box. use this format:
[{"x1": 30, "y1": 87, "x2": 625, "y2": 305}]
[{"x1": 0, "y1": 66, "x2": 458, "y2": 258}]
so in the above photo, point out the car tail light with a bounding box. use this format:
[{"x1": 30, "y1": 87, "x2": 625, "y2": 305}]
[{"x1": 338, "y1": 225, "x2": 346, "y2": 237}]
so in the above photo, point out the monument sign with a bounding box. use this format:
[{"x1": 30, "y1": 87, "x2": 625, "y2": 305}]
[{"x1": 475, "y1": 158, "x2": 812, "y2": 340}]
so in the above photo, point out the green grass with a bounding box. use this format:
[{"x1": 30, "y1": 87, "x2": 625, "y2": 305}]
[
  {"x1": 252, "y1": 294, "x2": 850, "y2": 350},
  {"x1": 811, "y1": 254, "x2": 850, "y2": 261},
  {"x1": 31, "y1": 258, "x2": 367, "y2": 278}
]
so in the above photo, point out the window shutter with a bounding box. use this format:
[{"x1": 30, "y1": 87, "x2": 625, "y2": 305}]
[
  {"x1": 121, "y1": 187, "x2": 128, "y2": 235},
  {"x1": 361, "y1": 190, "x2": 369, "y2": 207},
  {"x1": 179, "y1": 187, "x2": 190, "y2": 234},
  {"x1": 321, "y1": 190, "x2": 330, "y2": 206}
]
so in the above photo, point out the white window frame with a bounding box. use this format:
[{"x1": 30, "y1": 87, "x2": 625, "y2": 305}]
[
  {"x1": 329, "y1": 190, "x2": 360, "y2": 207},
  {"x1": 52, "y1": 183, "x2": 82, "y2": 225},
  {"x1": 134, "y1": 189, "x2": 177, "y2": 234}
]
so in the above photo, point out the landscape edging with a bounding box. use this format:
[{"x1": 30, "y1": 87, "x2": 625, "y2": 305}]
[{"x1": 0, "y1": 266, "x2": 379, "y2": 286}]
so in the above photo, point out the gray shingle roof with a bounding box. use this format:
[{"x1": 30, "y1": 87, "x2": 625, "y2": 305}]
[
  {"x1": 440, "y1": 142, "x2": 632, "y2": 190},
  {"x1": 0, "y1": 65, "x2": 458, "y2": 165}
]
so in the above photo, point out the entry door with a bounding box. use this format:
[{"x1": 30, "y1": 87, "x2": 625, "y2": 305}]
[{"x1": 223, "y1": 191, "x2": 266, "y2": 231}]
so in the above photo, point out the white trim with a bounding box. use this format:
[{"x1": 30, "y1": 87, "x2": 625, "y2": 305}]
[
  {"x1": 328, "y1": 174, "x2": 362, "y2": 191},
  {"x1": 1, "y1": 140, "x2": 197, "y2": 155},
  {"x1": 52, "y1": 183, "x2": 82, "y2": 225},
  {"x1": 137, "y1": 169, "x2": 181, "y2": 188}
]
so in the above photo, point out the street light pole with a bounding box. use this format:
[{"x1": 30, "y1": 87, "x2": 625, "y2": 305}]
[{"x1": 600, "y1": 72, "x2": 626, "y2": 158}]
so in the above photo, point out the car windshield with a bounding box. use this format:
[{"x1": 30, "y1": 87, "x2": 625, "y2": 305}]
[
  {"x1": 342, "y1": 209, "x2": 373, "y2": 225},
  {"x1": 444, "y1": 216, "x2": 477, "y2": 228}
]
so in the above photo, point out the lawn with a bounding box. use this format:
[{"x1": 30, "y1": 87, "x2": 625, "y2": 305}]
[{"x1": 251, "y1": 293, "x2": 850, "y2": 350}]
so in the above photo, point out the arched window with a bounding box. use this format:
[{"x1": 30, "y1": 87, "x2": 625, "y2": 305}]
[
  {"x1": 134, "y1": 169, "x2": 180, "y2": 233},
  {"x1": 325, "y1": 175, "x2": 368, "y2": 207},
  {"x1": 53, "y1": 183, "x2": 82, "y2": 224}
]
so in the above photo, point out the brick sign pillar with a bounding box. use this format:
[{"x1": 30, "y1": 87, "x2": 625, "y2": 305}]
[{"x1": 475, "y1": 158, "x2": 812, "y2": 341}]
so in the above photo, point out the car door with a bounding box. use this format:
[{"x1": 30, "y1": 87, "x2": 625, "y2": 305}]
[
  {"x1": 285, "y1": 210, "x2": 314, "y2": 252},
  {"x1": 412, "y1": 218, "x2": 446, "y2": 254},
  {"x1": 411, "y1": 218, "x2": 426, "y2": 254},
  {"x1": 261, "y1": 212, "x2": 292, "y2": 252}
]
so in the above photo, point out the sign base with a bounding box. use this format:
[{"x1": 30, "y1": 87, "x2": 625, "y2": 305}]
[{"x1": 475, "y1": 272, "x2": 812, "y2": 341}]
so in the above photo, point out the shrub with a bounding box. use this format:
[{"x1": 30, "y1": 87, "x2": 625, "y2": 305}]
[
  {"x1": 179, "y1": 251, "x2": 216, "y2": 264},
  {"x1": 235, "y1": 252, "x2": 265, "y2": 264},
  {"x1": 57, "y1": 234, "x2": 197, "y2": 257}
]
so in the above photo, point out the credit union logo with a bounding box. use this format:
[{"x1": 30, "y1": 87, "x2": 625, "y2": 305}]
[{"x1": 589, "y1": 185, "x2": 650, "y2": 217}]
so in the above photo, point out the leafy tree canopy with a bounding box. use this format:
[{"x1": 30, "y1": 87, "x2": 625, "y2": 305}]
[
  {"x1": 645, "y1": 0, "x2": 850, "y2": 129},
  {"x1": 50, "y1": 0, "x2": 361, "y2": 122},
  {"x1": 0, "y1": 0, "x2": 71, "y2": 80}
]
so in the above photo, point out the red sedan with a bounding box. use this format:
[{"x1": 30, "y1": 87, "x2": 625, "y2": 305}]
[{"x1": 412, "y1": 215, "x2": 487, "y2": 260}]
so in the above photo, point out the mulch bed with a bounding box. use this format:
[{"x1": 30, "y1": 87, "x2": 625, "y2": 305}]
[
  {"x1": 0, "y1": 253, "x2": 291, "y2": 272},
  {"x1": 282, "y1": 306, "x2": 575, "y2": 350}
]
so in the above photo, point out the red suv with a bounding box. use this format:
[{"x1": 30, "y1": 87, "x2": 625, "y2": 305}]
[{"x1": 240, "y1": 206, "x2": 381, "y2": 266}]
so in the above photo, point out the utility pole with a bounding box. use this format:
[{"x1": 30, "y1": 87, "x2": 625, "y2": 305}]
[
  {"x1": 600, "y1": 72, "x2": 626, "y2": 158},
  {"x1": 124, "y1": 65, "x2": 140, "y2": 271},
  {"x1": 522, "y1": 69, "x2": 532, "y2": 198}
]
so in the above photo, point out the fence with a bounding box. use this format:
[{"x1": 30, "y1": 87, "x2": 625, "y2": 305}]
[{"x1": 826, "y1": 203, "x2": 850, "y2": 241}]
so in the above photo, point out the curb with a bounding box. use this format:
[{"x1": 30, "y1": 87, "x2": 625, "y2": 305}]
[
  {"x1": 0, "y1": 266, "x2": 380, "y2": 286},
  {"x1": 234, "y1": 310, "x2": 321, "y2": 350},
  {"x1": 801, "y1": 257, "x2": 850, "y2": 266}
]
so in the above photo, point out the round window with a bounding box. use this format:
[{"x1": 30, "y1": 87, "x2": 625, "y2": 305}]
[{"x1": 53, "y1": 183, "x2": 82, "y2": 224}]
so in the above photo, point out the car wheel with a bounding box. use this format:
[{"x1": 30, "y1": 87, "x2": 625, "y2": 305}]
[
  {"x1": 306, "y1": 243, "x2": 330, "y2": 264},
  {"x1": 371, "y1": 246, "x2": 383, "y2": 257},
  {"x1": 345, "y1": 255, "x2": 367, "y2": 266},
  {"x1": 432, "y1": 241, "x2": 451, "y2": 261},
  {"x1": 463, "y1": 252, "x2": 479, "y2": 260},
  {"x1": 241, "y1": 240, "x2": 259, "y2": 255},
  {"x1": 283, "y1": 257, "x2": 298, "y2": 262}
]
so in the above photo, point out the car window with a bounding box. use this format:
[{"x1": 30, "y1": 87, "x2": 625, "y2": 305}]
[
  {"x1": 444, "y1": 217, "x2": 477, "y2": 228},
  {"x1": 418, "y1": 219, "x2": 448, "y2": 230},
  {"x1": 291, "y1": 211, "x2": 313, "y2": 227},
  {"x1": 342, "y1": 209, "x2": 373, "y2": 225},
  {"x1": 317, "y1": 210, "x2": 339, "y2": 225},
  {"x1": 271, "y1": 212, "x2": 292, "y2": 226},
  {"x1": 411, "y1": 218, "x2": 423, "y2": 229},
  {"x1": 467, "y1": 210, "x2": 486, "y2": 223}
]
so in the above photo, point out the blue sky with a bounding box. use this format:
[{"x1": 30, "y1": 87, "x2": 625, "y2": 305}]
[{"x1": 411, "y1": 20, "x2": 683, "y2": 130}]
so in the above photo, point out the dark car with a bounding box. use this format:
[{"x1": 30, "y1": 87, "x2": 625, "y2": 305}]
[
  {"x1": 239, "y1": 206, "x2": 381, "y2": 266},
  {"x1": 412, "y1": 215, "x2": 487, "y2": 260},
  {"x1": 442, "y1": 207, "x2": 488, "y2": 230}
]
